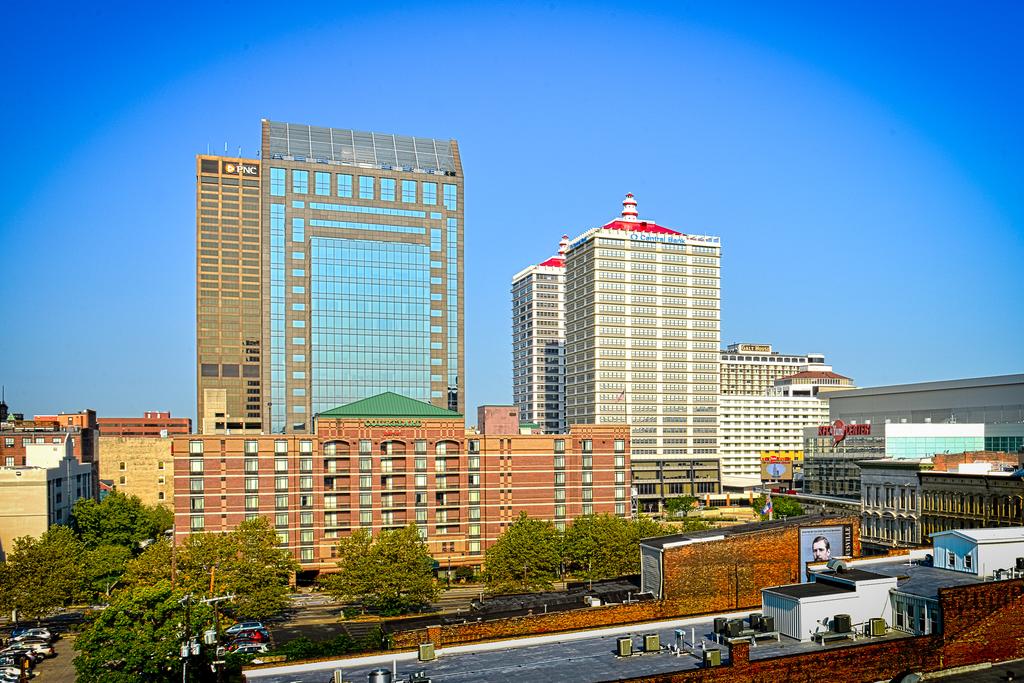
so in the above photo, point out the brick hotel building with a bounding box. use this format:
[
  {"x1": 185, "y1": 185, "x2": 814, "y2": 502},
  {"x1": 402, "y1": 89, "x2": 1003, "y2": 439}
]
[{"x1": 173, "y1": 393, "x2": 629, "y2": 580}]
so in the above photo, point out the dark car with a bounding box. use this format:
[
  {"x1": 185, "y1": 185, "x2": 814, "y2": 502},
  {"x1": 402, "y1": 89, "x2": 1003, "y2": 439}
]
[{"x1": 232, "y1": 628, "x2": 269, "y2": 643}]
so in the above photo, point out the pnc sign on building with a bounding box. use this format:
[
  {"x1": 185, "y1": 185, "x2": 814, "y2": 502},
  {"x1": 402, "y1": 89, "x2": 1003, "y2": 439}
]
[
  {"x1": 818, "y1": 419, "x2": 871, "y2": 445},
  {"x1": 221, "y1": 161, "x2": 260, "y2": 176}
]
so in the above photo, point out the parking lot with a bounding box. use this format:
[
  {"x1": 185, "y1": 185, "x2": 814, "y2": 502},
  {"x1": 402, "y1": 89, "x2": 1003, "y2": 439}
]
[{"x1": 0, "y1": 627, "x2": 76, "y2": 682}]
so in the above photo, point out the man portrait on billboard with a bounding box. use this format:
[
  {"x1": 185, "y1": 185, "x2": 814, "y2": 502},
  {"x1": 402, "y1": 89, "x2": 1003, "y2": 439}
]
[
  {"x1": 811, "y1": 535, "x2": 832, "y2": 562},
  {"x1": 799, "y1": 525, "x2": 846, "y2": 582}
]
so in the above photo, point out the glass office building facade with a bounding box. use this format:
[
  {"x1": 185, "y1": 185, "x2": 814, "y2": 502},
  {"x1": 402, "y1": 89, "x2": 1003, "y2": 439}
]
[{"x1": 261, "y1": 120, "x2": 464, "y2": 433}]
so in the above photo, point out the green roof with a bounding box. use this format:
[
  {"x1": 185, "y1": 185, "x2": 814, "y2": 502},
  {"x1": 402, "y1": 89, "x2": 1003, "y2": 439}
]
[{"x1": 317, "y1": 392, "x2": 463, "y2": 419}]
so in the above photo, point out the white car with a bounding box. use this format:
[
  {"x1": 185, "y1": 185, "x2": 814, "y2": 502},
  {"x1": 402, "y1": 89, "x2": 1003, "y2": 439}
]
[
  {"x1": 13, "y1": 628, "x2": 53, "y2": 642},
  {"x1": 233, "y1": 643, "x2": 269, "y2": 655}
]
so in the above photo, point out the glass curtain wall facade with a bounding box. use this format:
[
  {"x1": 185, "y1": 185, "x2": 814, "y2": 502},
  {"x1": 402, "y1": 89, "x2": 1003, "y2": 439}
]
[{"x1": 261, "y1": 120, "x2": 464, "y2": 433}]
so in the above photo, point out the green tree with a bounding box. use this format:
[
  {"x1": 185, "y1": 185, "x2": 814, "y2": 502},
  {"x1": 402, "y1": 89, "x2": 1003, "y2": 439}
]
[
  {"x1": 122, "y1": 518, "x2": 297, "y2": 620},
  {"x1": 664, "y1": 495, "x2": 697, "y2": 518},
  {"x1": 0, "y1": 526, "x2": 86, "y2": 621},
  {"x1": 753, "y1": 494, "x2": 805, "y2": 520},
  {"x1": 84, "y1": 544, "x2": 133, "y2": 600},
  {"x1": 563, "y1": 514, "x2": 676, "y2": 581},
  {"x1": 73, "y1": 581, "x2": 213, "y2": 683},
  {"x1": 483, "y1": 512, "x2": 561, "y2": 593},
  {"x1": 71, "y1": 492, "x2": 171, "y2": 550},
  {"x1": 322, "y1": 524, "x2": 438, "y2": 615}
]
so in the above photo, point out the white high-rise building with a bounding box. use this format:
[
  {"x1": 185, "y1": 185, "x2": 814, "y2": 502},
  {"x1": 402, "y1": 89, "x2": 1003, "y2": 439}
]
[
  {"x1": 511, "y1": 238, "x2": 569, "y2": 433},
  {"x1": 565, "y1": 194, "x2": 721, "y2": 511},
  {"x1": 718, "y1": 393, "x2": 830, "y2": 479}
]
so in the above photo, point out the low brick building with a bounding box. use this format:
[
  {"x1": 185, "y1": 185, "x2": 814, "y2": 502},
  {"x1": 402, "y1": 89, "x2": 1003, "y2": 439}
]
[
  {"x1": 174, "y1": 392, "x2": 629, "y2": 580},
  {"x1": 639, "y1": 516, "x2": 861, "y2": 611},
  {"x1": 98, "y1": 411, "x2": 191, "y2": 437}
]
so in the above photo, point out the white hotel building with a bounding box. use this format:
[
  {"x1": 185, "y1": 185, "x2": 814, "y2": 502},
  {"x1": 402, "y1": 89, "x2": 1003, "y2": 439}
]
[
  {"x1": 718, "y1": 392, "x2": 830, "y2": 479},
  {"x1": 511, "y1": 237, "x2": 569, "y2": 433},
  {"x1": 564, "y1": 194, "x2": 721, "y2": 511}
]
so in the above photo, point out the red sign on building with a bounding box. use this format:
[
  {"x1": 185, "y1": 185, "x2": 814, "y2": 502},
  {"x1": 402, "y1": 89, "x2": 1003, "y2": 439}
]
[{"x1": 817, "y1": 419, "x2": 870, "y2": 445}]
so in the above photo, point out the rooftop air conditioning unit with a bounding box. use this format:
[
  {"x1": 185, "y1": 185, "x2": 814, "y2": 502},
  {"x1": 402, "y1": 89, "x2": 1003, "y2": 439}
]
[
  {"x1": 644, "y1": 634, "x2": 660, "y2": 652},
  {"x1": 617, "y1": 637, "x2": 633, "y2": 657},
  {"x1": 418, "y1": 642, "x2": 435, "y2": 662}
]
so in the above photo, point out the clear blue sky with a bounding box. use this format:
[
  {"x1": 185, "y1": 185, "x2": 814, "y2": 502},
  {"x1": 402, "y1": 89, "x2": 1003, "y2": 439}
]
[{"x1": 1, "y1": 1, "x2": 1021, "y2": 422}]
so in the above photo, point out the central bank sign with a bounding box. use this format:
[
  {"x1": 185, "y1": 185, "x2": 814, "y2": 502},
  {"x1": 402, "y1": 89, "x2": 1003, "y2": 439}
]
[{"x1": 363, "y1": 420, "x2": 422, "y2": 428}]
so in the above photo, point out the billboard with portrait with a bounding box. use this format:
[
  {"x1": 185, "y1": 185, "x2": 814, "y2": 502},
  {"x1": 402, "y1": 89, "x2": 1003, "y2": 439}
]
[{"x1": 799, "y1": 525, "x2": 852, "y2": 582}]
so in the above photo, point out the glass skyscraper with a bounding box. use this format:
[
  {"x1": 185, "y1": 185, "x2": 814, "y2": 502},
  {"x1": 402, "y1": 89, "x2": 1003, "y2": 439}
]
[{"x1": 260, "y1": 120, "x2": 464, "y2": 433}]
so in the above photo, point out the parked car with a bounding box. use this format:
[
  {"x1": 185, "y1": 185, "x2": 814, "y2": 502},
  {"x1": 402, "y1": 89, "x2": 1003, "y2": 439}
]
[
  {"x1": 233, "y1": 628, "x2": 269, "y2": 643},
  {"x1": 233, "y1": 643, "x2": 269, "y2": 656},
  {"x1": 1, "y1": 647, "x2": 39, "y2": 665},
  {"x1": 12, "y1": 628, "x2": 53, "y2": 643},
  {"x1": 23, "y1": 642, "x2": 54, "y2": 658},
  {"x1": 224, "y1": 621, "x2": 264, "y2": 636}
]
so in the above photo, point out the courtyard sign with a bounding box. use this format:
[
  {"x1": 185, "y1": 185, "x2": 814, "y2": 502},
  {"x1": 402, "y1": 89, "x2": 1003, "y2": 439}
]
[{"x1": 363, "y1": 420, "x2": 422, "y2": 428}]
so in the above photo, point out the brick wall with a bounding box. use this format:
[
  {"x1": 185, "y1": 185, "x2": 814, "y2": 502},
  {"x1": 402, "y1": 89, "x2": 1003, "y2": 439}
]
[
  {"x1": 661, "y1": 517, "x2": 861, "y2": 606},
  {"x1": 610, "y1": 578, "x2": 1024, "y2": 683},
  {"x1": 392, "y1": 517, "x2": 861, "y2": 650},
  {"x1": 932, "y1": 451, "x2": 1022, "y2": 471}
]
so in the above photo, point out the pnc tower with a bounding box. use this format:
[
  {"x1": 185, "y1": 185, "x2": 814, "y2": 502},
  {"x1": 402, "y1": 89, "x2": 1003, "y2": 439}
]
[{"x1": 196, "y1": 120, "x2": 464, "y2": 434}]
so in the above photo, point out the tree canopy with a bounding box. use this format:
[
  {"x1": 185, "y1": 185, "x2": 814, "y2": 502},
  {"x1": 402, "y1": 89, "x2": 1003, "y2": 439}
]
[
  {"x1": 122, "y1": 517, "x2": 298, "y2": 620},
  {"x1": 0, "y1": 525, "x2": 87, "y2": 620},
  {"x1": 73, "y1": 581, "x2": 213, "y2": 683},
  {"x1": 321, "y1": 524, "x2": 438, "y2": 614},
  {"x1": 484, "y1": 512, "x2": 561, "y2": 593},
  {"x1": 563, "y1": 514, "x2": 674, "y2": 581},
  {"x1": 71, "y1": 492, "x2": 172, "y2": 550}
]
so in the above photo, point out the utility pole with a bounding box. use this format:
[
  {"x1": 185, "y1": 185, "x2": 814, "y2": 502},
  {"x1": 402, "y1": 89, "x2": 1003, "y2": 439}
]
[
  {"x1": 201, "y1": 594, "x2": 235, "y2": 683},
  {"x1": 179, "y1": 593, "x2": 192, "y2": 683}
]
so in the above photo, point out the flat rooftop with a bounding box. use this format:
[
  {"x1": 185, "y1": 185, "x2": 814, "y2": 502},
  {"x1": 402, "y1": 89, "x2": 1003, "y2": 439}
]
[
  {"x1": 245, "y1": 610, "x2": 909, "y2": 683},
  {"x1": 854, "y1": 559, "x2": 986, "y2": 599}
]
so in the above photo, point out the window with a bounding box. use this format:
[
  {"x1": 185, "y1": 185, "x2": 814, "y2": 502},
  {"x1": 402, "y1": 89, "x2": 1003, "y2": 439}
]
[
  {"x1": 189, "y1": 459, "x2": 204, "y2": 474},
  {"x1": 119, "y1": 461, "x2": 127, "y2": 471},
  {"x1": 443, "y1": 184, "x2": 457, "y2": 210},
  {"x1": 582, "y1": 440, "x2": 593, "y2": 453},
  {"x1": 245, "y1": 440, "x2": 259, "y2": 455},
  {"x1": 275, "y1": 494, "x2": 288, "y2": 509},
  {"x1": 337, "y1": 174, "x2": 352, "y2": 198},
  {"x1": 189, "y1": 440, "x2": 204, "y2": 455},
  {"x1": 244, "y1": 459, "x2": 258, "y2": 473},
  {"x1": 191, "y1": 515, "x2": 205, "y2": 531},
  {"x1": 245, "y1": 477, "x2": 259, "y2": 492},
  {"x1": 315, "y1": 171, "x2": 330, "y2": 195},
  {"x1": 359, "y1": 176, "x2": 374, "y2": 199},
  {"x1": 947, "y1": 550, "x2": 955, "y2": 567},
  {"x1": 292, "y1": 169, "x2": 308, "y2": 194},
  {"x1": 614, "y1": 439, "x2": 625, "y2": 453},
  {"x1": 270, "y1": 168, "x2": 285, "y2": 196},
  {"x1": 965, "y1": 554, "x2": 973, "y2": 571},
  {"x1": 554, "y1": 439, "x2": 565, "y2": 454},
  {"x1": 422, "y1": 182, "x2": 437, "y2": 205},
  {"x1": 359, "y1": 439, "x2": 372, "y2": 455},
  {"x1": 276, "y1": 512, "x2": 288, "y2": 527},
  {"x1": 275, "y1": 458, "x2": 288, "y2": 473},
  {"x1": 401, "y1": 180, "x2": 416, "y2": 203},
  {"x1": 245, "y1": 495, "x2": 259, "y2": 511},
  {"x1": 380, "y1": 178, "x2": 396, "y2": 201},
  {"x1": 275, "y1": 476, "x2": 288, "y2": 491}
]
